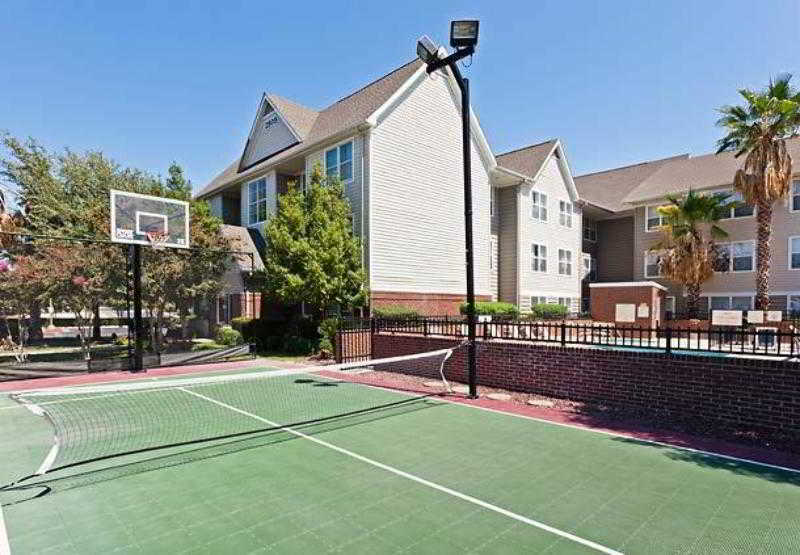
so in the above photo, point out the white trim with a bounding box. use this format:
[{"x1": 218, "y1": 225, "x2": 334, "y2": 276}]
[
  {"x1": 714, "y1": 240, "x2": 756, "y2": 274},
  {"x1": 644, "y1": 204, "x2": 664, "y2": 233},
  {"x1": 323, "y1": 138, "x2": 355, "y2": 184},
  {"x1": 179, "y1": 387, "x2": 621, "y2": 555},
  {"x1": 789, "y1": 236, "x2": 800, "y2": 271},
  {"x1": 530, "y1": 243, "x2": 547, "y2": 273},
  {"x1": 589, "y1": 281, "x2": 668, "y2": 291},
  {"x1": 789, "y1": 179, "x2": 799, "y2": 213},
  {"x1": 365, "y1": 64, "x2": 427, "y2": 127},
  {"x1": 644, "y1": 251, "x2": 663, "y2": 279},
  {"x1": 135, "y1": 212, "x2": 168, "y2": 235}
]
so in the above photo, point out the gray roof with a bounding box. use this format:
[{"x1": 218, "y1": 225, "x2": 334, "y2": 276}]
[
  {"x1": 198, "y1": 59, "x2": 424, "y2": 199},
  {"x1": 623, "y1": 136, "x2": 800, "y2": 204},
  {"x1": 495, "y1": 140, "x2": 557, "y2": 178},
  {"x1": 575, "y1": 154, "x2": 688, "y2": 213},
  {"x1": 220, "y1": 224, "x2": 265, "y2": 271}
]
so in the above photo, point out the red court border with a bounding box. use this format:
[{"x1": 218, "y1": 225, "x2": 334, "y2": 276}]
[{"x1": 2, "y1": 361, "x2": 797, "y2": 473}]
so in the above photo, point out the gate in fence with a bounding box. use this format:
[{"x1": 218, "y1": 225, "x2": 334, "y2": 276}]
[{"x1": 335, "y1": 319, "x2": 372, "y2": 363}]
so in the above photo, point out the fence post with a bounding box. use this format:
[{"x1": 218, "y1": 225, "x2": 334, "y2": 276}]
[
  {"x1": 335, "y1": 330, "x2": 342, "y2": 363},
  {"x1": 665, "y1": 326, "x2": 672, "y2": 355},
  {"x1": 561, "y1": 321, "x2": 567, "y2": 346},
  {"x1": 423, "y1": 319, "x2": 429, "y2": 337}
]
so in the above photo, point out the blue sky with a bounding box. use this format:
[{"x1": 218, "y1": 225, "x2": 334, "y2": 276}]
[{"x1": 1, "y1": 0, "x2": 797, "y2": 201}]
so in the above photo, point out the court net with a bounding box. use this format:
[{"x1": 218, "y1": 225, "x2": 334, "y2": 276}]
[{"x1": 7, "y1": 347, "x2": 457, "y2": 484}]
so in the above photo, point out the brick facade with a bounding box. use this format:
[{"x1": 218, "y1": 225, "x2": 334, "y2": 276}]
[
  {"x1": 589, "y1": 282, "x2": 666, "y2": 326},
  {"x1": 371, "y1": 291, "x2": 492, "y2": 316},
  {"x1": 372, "y1": 333, "x2": 799, "y2": 446}
]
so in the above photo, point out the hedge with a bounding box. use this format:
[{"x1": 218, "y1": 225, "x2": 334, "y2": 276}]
[
  {"x1": 531, "y1": 303, "x2": 568, "y2": 320},
  {"x1": 372, "y1": 306, "x2": 420, "y2": 319},
  {"x1": 459, "y1": 301, "x2": 519, "y2": 318}
]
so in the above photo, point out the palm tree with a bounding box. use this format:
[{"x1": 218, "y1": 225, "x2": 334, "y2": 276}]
[
  {"x1": 650, "y1": 190, "x2": 731, "y2": 318},
  {"x1": 716, "y1": 74, "x2": 800, "y2": 309}
]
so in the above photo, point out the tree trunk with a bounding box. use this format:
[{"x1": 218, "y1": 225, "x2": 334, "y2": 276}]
[
  {"x1": 755, "y1": 199, "x2": 773, "y2": 310},
  {"x1": 92, "y1": 303, "x2": 101, "y2": 340},
  {"x1": 28, "y1": 300, "x2": 43, "y2": 341},
  {"x1": 686, "y1": 282, "x2": 701, "y2": 319}
]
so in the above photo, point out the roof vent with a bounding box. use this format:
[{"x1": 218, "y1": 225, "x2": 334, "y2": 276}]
[{"x1": 262, "y1": 102, "x2": 274, "y2": 118}]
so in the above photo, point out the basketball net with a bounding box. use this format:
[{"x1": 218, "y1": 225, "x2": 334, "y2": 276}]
[{"x1": 146, "y1": 231, "x2": 169, "y2": 250}]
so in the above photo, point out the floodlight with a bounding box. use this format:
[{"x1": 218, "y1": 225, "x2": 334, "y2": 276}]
[
  {"x1": 450, "y1": 20, "x2": 479, "y2": 48},
  {"x1": 416, "y1": 35, "x2": 439, "y2": 64}
]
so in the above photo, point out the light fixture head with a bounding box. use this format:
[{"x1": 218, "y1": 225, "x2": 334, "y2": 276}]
[
  {"x1": 450, "y1": 20, "x2": 479, "y2": 48},
  {"x1": 416, "y1": 35, "x2": 439, "y2": 64}
]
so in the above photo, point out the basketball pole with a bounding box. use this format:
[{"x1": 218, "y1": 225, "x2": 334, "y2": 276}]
[{"x1": 131, "y1": 244, "x2": 145, "y2": 372}]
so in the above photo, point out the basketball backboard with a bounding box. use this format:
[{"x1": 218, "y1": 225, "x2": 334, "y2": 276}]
[{"x1": 110, "y1": 190, "x2": 190, "y2": 248}]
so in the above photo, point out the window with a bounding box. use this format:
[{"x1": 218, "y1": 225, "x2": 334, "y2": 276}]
[
  {"x1": 665, "y1": 296, "x2": 676, "y2": 314},
  {"x1": 247, "y1": 178, "x2": 268, "y2": 224},
  {"x1": 718, "y1": 190, "x2": 754, "y2": 219},
  {"x1": 559, "y1": 201, "x2": 573, "y2": 227},
  {"x1": 582, "y1": 254, "x2": 596, "y2": 281},
  {"x1": 583, "y1": 220, "x2": 597, "y2": 242},
  {"x1": 558, "y1": 297, "x2": 571, "y2": 308},
  {"x1": 789, "y1": 295, "x2": 800, "y2": 316},
  {"x1": 645, "y1": 251, "x2": 662, "y2": 278},
  {"x1": 325, "y1": 141, "x2": 353, "y2": 182},
  {"x1": 791, "y1": 180, "x2": 799, "y2": 212},
  {"x1": 558, "y1": 249, "x2": 572, "y2": 275},
  {"x1": 790, "y1": 237, "x2": 800, "y2": 270},
  {"x1": 714, "y1": 241, "x2": 754, "y2": 272},
  {"x1": 531, "y1": 244, "x2": 547, "y2": 272},
  {"x1": 708, "y1": 296, "x2": 752, "y2": 311},
  {"x1": 645, "y1": 205, "x2": 665, "y2": 231},
  {"x1": 531, "y1": 191, "x2": 548, "y2": 221},
  {"x1": 530, "y1": 296, "x2": 547, "y2": 306}
]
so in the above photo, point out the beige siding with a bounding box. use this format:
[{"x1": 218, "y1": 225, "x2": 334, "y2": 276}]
[
  {"x1": 597, "y1": 216, "x2": 635, "y2": 282},
  {"x1": 241, "y1": 105, "x2": 299, "y2": 169},
  {"x1": 497, "y1": 186, "x2": 518, "y2": 304},
  {"x1": 369, "y1": 72, "x2": 492, "y2": 296},
  {"x1": 633, "y1": 196, "x2": 800, "y2": 305},
  {"x1": 517, "y1": 156, "x2": 582, "y2": 309}
]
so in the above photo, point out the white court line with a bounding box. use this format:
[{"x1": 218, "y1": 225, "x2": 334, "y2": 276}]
[
  {"x1": 178, "y1": 387, "x2": 622, "y2": 555},
  {"x1": 0, "y1": 501, "x2": 10, "y2": 555}
]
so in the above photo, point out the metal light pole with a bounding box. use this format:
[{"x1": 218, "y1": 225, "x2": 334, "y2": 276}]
[{"x1": 417, "y1": 21, "x2": 480, "y2": 398}]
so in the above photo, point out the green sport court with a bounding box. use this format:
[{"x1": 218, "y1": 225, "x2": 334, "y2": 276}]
[{"x1": 1, "y1": 352, "x2": 798, "y2": 554}]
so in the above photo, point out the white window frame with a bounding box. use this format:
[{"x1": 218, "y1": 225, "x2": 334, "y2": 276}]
[
  {"x1": 791, "y1": 179, "x2": 800, "y2": 213},
  {"x1": 645, "y1": 204, "x2": 665, "y2": 232},
  {"x1": 790, "y1": 236, "x2": 800, "y2": 271},
  {"x1": 559, "y1": 200, "x2": 573, "y2": 228},
  {"x1": 558, "y1": 249, "x2": 572, "y2": 276},
  {"x1": 583, "y1": 220, "x2": 597, "y2": 242},
  {"x1": 717, "y1": 189, "x2": 755, "y2": 220},
  {"x1": 704, "y1": 295, "x2": 753, "y2": 312},
  {"x1": 557, "y1": 297, "x2": 571, "y2": 308},
  {"x1": 582, "y1": 253, "x2": 596, "y2": 281},
  {"x1": 788, "y1": 294, "x2": 800, "y2": 314},
  {"x1": 644, "y1": 251, "x2": 663, "y2": 278},
  {"x1": 530, "y1": 296, "x2": 547, "y2": 306},
  {"x1": 324, "y1": 139, "x2": 354, "y2": 183},
  {"x1": 531, "y1": 243, "x2": 547, "y2": 273},
  {"x1": 531, "y1": 190, "x2": 548, "y2": 221},
  {"x1": 714, "y1": 240, "x2": 755, "y2": 273},
  {"x1": 247, "y1": 178, "x2": 268, "y2": 225},
  {"x1": 665, "y1": 296, "x2": 676, "y2": 314}
]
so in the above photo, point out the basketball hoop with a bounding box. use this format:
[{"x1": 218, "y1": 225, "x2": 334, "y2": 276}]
[{"x1": 146, "y1": 231, "x2": 169, "y2": 250}]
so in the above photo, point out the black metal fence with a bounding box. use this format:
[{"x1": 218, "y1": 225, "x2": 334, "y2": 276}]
[{"x1": 354, "y1": 317, "x2": 800, "y2": 360}]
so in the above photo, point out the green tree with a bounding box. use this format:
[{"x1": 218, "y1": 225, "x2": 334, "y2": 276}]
[
  {"x1": 0, "y1": 135, "x2": 232, "y2": 349},
  {"x1": 263, "y1": 165, "x2": 367, "y2": 322},
  {"x1": 165, "y1": 161, "x2": 192, "y2": 199},
  {"x1": 716, "y1": 74, "x2": 800, "y2": 309},
  {"x1": 650, "y1": 190, "x2": 731, "y2": 318}
]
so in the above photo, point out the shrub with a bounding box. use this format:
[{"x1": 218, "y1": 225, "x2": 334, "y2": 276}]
[
  {"x1": 230, "y1": 317, "x2": 253, "y2": 333},
  {"x1": 373, "y1": 306, "x2": 420, "y2": 319},
  {"x1": 215, "y1": 326, "x2": 243, "y2": 346},
  {"x1": 282, "y1": 335, "x2": 318, "y2": 355},
  {"x1": 318, "y1": 317, "x2": 340, "y2": 348},
  {"x1": 460, "y1": 301, "x2": 519, "y2": 319},
  {"x1": 531, "y1": 303, "x2": 568, "y2": 320},
  {"x1": 318, "y1": 337, "x2": 334, "y2": 358}
]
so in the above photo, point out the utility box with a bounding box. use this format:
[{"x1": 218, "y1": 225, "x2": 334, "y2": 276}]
[{"x1": 589, "y1": 282, "x2": 667, "y2": 327}]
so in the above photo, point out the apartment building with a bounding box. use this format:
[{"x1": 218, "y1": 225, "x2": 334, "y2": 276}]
[
  {"x1": 576, "y1": 138, "x2": 800, "y2": 316},
  {"x1": 197, "y1": 58, "x2": 585, "y2": 316}
]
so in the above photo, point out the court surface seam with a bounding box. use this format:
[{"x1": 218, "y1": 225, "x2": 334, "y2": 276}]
[{"x1": 177, "y1": 387, "x2": 623, "y2": 555}]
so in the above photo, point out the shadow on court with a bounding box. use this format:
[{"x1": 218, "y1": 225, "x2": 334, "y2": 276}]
[{"x1": 0, "y1": 397, "x2": 443, "y2": 506}]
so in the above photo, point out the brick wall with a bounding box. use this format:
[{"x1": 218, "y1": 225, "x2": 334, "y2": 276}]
[
  {"x1": 371, "y1": 291, "x2": 491, "y2": 316},
  {"x1": 372, "y1": 333, "x2": 800, "y2": 444}
]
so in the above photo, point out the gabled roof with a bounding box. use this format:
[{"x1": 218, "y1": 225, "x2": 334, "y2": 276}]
[
  {"x1": 623, "y1": 136, "x2": 800, "y2": 205},
  {"x1": 495, "y1": 140, "x2": 557, "y2": 178},
  {"x1": 197, "y1": 59, "x2": 424, "y2": 199},
  {"x1": 575, "y1": 154, "x2": 689, "y2": 213}
]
